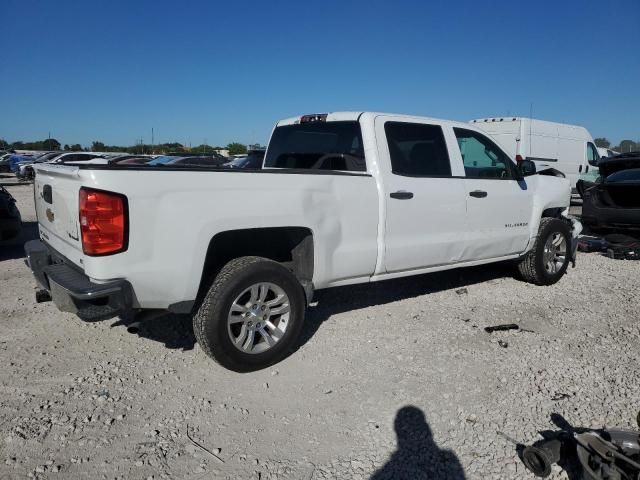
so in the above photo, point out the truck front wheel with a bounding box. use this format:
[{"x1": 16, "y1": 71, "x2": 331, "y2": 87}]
[
  {"x1": 193, "y1": 256, "x2": 305, "y2": 372},
  {"x1": 517, "y1": 217, "x2": 571, "y2": 286}
]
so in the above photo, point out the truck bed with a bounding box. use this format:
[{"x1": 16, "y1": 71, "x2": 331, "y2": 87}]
[{"x1": 33, "y1": 163, "x2": 380, "y2": 309}]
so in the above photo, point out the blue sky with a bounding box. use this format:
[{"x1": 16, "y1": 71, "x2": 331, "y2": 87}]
[{"x1": 1, "y1": 0, "x2": 638, "y2": 147}]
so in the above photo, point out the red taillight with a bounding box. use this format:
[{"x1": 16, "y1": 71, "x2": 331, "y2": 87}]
[
  {"x1": 79, "y1": 187, "x2": 128, "y2": 256},
  {"x1": 515, "y1": 154, "x2": 524, "y2": 163}
]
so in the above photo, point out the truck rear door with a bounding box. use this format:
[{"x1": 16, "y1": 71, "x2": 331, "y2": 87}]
[
  {"x1": 33, "y1": 164, "x2": 85, "y2": 267},
  {"x1": 375, "y1": 116, "x2": 469, "y2": 272}
]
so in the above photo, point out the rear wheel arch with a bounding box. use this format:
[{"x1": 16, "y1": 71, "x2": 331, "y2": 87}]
[
  {"x1": 195, "y1": 227, "x2": 314, "y2": 309},
  {"x1": 194, "y1": 255, "x2": 307, "y2": 371}
]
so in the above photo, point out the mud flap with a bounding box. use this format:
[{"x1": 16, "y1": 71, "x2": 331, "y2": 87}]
[{"x1": 565, "y1": 216, "x2": 582, "y2": 268}]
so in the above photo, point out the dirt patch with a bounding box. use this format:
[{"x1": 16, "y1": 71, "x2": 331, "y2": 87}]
[{"x1": 1, "y1": 183, "x2": 639, "y2": 479}]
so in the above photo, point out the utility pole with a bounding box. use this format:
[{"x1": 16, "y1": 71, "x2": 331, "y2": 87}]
[
  {"x1": 529, "y1": 103, "x2": 533, "y2": 157},
  {"x1": 151, "y1": 127, "x2": 154, "y2": 154}
]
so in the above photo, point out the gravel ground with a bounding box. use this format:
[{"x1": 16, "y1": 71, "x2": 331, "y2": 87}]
[{"x1": 1, "y1": 182, "x2": 639, "y2": 480}]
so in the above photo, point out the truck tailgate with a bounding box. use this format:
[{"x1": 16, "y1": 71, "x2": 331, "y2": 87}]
[{"x1": 33, "y1": 164, "x2": 85, "y2": 267}]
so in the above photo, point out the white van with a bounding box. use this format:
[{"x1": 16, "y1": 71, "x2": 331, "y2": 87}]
[{"x1": 470, "y1": 117, "x2": 598, "y2": 189}]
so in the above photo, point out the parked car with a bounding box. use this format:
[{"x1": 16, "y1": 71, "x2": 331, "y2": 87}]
[
  {"x1": 8, "y1": 153, "x2": 37, "y2": 173},
  {"x1": 598, "y1": 147, "x2": 619, "y2": 159},
  {"x1": 224, "y1": 149, "x2": 265, "y2": 169},
  {"x1": 16, "y1": 152, "x2": 104, "y2": 180},
  {"x1": 112, "y1": 157, "x2": 153, "y2": 165},
  {"x1": 146, "y1": 154, "x2": 226, "y2": 167},
  {"x1": 471, "y1": 117, "x2": 599, "y2": 189},
  {"x1": 26, "y1": 111, "x2": 581, "y2": 372},
  {"x1": 578, "y1": 152, "x2": 640, "y2": 229},
  {"x1": 14, "y1": 152, "x2": 63, "y2": 179},
  {"x1": 0, "y1": 186, "x2": 22, "y2": 240},
  {"x1": 109, "y1": 155, "x2": 155, "y2": 165},
  {"x1": 0, "y1": 153, "x2": 15, "y2": 173},
  {"x1": 165, "y1": 155, "x2": 228, "y2": 167},
  {"x1": 146, "y1": 155, "x2": 180, "y2": 166}
]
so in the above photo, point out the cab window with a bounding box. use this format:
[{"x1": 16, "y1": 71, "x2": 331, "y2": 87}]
[
  {"x1": 264, "y1": 121, "x2": 366, "y2": 172},
  {"x1": 453, "y1": 128, "x2": 513, "y2": 179},
  {"x1": 384, "y1": 122, "x2": 452, "y2": 177}
]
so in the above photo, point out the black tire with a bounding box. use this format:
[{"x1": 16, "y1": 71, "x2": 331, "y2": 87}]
[
  {"x1": 517, "y1": 217, "x2": 571, "y2": 286},
  {"x1": 193, "y1": 256, "x2": 305, "y2": 372}
]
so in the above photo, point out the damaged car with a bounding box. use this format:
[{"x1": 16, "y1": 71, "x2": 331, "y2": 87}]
[
  {"x1": 578, "y1": 152, "x2": 640, "y2": 230},
  {"x1": 0, "y1": 186, "x2": 22, "y2": 241}
]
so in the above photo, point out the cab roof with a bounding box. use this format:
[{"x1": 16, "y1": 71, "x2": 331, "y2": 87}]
[{"x1": 276, "y1": 111, "x2": 479, "y2": 131}]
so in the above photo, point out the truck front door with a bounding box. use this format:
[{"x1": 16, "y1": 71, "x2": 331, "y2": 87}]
[{"x1": 452, "y1": 127, "x2": 533, "y2": 260}]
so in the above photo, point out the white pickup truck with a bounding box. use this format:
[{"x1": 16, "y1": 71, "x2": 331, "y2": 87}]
[{"x1": 26, "y1": 112, "x2": 581, "y2": 372}]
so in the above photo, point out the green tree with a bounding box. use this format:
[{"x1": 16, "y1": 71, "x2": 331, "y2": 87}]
[
  {"x1": 69, "y1": 144, "x2": 83, "y2": 151},
  {"x1": 193, "y1": 144, "x2": 218, "y2": 155},
  {"x1": 227, "y1": 142, "x2": 247, "y2": 156},
  {"x1": 46, "y1": 138, "x2": 61, "y2": 150},
  {"x1": 10, "y1": 139, "x2": 61, "y2": 150},
  {"x1": 616, "y1": 140, "x2": 638, "y2": 153},
  {"x1": 92, "y1": 141, "x2": 106, "y2": 151},
  {"x1": 594, "y1": 138, "x2": 610, "y2": 148},
  {"x1": 0, "y1": 139, "x2": 9, "y2": 150}
]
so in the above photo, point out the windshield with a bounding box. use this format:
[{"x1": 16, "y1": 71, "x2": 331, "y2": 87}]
[{"x1": 264, "y1": 121, "x2": 366, "y2": 172}]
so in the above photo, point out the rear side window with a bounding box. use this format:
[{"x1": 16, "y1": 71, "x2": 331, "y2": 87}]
[
  {"x1": 264, "y1": 121, "x2": 366, "y2": 172},
  {"x1": 384, "y1": 122, "x2": 451, "y2": 177}
]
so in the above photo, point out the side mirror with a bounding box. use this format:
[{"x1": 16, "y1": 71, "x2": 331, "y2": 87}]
[
  {"x1": 518, "y1": 159, "x2": 536, "y2": 177},
  {"x1": 588, "y1": 158, "x2": 600, "y2": 167}
]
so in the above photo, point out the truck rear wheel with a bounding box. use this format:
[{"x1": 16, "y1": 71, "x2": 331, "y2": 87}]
[
  {"x1": 517, "y1": 217, "x2": 571, "y2": 286},
  {"x1": 193, "y1": 256, "x2": 305, "y2": 372}
]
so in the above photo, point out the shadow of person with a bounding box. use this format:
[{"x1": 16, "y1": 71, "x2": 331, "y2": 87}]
[
  {"x1": 111, "y1": 313, "x2": 196, "y2": 351},
  {"x1": 371, "y1": 406, "x2": 466, "y2": 480}
]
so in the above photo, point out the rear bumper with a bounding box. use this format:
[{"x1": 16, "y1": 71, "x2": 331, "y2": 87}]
[
  {"x1": 24, "y1": 239, "x2": 133, "y2": 321},
  {"x1": 581, "y1": 185, "x2": 640, "y2": 229}
]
